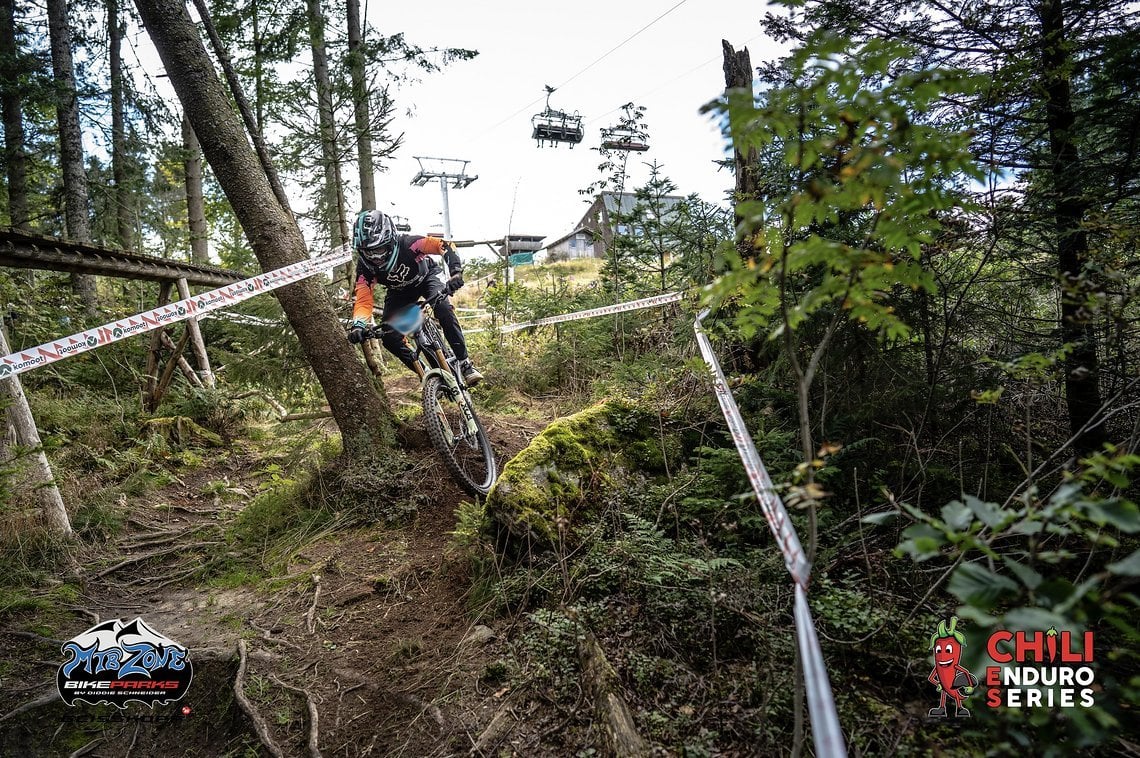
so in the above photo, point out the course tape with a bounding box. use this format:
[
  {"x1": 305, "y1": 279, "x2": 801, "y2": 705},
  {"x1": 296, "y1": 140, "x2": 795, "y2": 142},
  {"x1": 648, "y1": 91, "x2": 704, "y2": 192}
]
[
  {"x1": 466, "y1": 292, "x2": 682, "y2": 334},
  {"x1": 0, "y1": 246, "x2": 352, "y2": 378},
  {"x1": 692, "y1": 310, "x2": 809, "y2": 585},
  {"x1": 795, "y1": 585, "x2": 847, "y2": 758},
  {"x1": 694, "y1": 308, "x2": 847, "y2": 758}
]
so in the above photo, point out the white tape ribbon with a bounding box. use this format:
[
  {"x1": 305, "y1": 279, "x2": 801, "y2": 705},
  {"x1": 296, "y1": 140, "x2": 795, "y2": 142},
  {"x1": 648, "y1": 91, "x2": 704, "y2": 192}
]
[
  {"x1": 692, "y1": 310, "x2": 809, "y2": 585},
  {"x1": 467, "y1": 292, "x2": 682, "y2": 334},
  {"x1": 694, "y1": 308, "x2": 847, "y2": 758},
  {"x1": 795, "y1": 584, "x2": 847, "y2": 757},
  {"x1": 0, "y1": 246, "x2": 352, "y2": 378}
]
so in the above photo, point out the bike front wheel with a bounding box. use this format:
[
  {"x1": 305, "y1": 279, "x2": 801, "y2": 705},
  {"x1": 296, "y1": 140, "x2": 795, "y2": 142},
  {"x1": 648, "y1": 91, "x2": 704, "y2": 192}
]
[{"x1": 422, "y1": 376, "x2": 497, "y2": 497}]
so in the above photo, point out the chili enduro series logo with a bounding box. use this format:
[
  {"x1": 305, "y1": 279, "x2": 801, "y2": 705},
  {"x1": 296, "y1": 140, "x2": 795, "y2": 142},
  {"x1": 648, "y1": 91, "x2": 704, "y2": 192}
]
[
  {"x1": 984, "y1": 624, "x2": 1096, "y2": 708},
  {"x1": 57, "y1": 618, "x2": 193, "y2": 708},
  {"x1": 925, "y1": 615, "x2": 1097, "y2": 718},
  {"x1": 927, "y1": 616, "x2": 980, "y2": 718}
]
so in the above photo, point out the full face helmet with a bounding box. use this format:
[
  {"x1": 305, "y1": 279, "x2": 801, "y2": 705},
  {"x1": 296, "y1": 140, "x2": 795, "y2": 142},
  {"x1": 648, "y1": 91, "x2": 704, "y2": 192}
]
[{"x1": 353, "y1": 210, "x2": 399, "y2": 268}]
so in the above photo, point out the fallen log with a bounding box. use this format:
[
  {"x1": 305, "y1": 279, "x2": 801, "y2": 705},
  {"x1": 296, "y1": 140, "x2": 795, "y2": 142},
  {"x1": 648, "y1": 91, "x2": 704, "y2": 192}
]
[{"x1": 577, "y1": 628, "x2": 649, "y2": 757}]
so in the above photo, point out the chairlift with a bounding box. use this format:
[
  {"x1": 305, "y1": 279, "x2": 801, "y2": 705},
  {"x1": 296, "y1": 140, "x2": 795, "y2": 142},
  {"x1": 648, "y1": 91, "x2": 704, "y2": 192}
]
[
  {"x1": 600, "y1": 124, "x2": 648, "y2": 152},
  {"x1": 531, "y1": 86, "x2": 583, "y2": 148}
]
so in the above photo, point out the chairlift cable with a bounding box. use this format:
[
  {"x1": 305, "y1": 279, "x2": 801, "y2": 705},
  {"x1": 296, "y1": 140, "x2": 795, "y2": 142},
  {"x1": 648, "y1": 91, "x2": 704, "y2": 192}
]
[
  {"x1": 554, "y1": 0, "x2": 690, "y2": 91},
  {"x1": 462, "y1": 0, "x2": 691, "y2": 146},
  {"x1": 583, "y1": 32, "x2": 768, "y2": 128}
]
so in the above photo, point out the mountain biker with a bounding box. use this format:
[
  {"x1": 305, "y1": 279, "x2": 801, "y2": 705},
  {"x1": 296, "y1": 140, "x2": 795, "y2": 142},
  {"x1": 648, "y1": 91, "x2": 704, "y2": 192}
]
[{"x1": 347, "y1": 209, "x2": 484, "y2": 386}]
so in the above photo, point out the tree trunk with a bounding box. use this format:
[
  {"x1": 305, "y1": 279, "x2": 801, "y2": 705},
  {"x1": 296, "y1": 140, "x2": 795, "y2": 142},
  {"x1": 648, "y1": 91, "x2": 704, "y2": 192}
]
[
  {"x1": 109, "y1": 0, "x2": 133, "y2": 249},
  {"x1": 307, "y1": 0, "x2": 346, "y2": 242},
  {"x1": 577, "y1": 628, "x2": 649, "y2": 757},
  {"x1": 1039, "y1": 0, "x2": 1105, "y2": 453},
  {"x1": 722, "y1": 40, "x2": 758, "y2": 238},
  {"x1": 176, "y1": 277, "x2": 214, "y2": 387},
  {"x1": 134, "y1": 0, "x2": 398, "y2": 459},
  {"x1": 0, "y1": 325, "x2": 71, "y2": 537},
  {"x1": 47, "y1": 0, "x2": 98, "y2": 312},
  {"x1": 307, "y1": 0, "x2": 349, "y2": 284},
  {"x1": 346, "y1": 0, "x2": 374, "y2": 209},
  {"x1": 0, "y1": 0, "x2": 29, "y2": 231},
  {"x1": 252, "y1": 2, "x2": 264, "y2": 133},
  {"x1": 188, "y1": 0, "x2": 291, "y2": 215},
  {"x1": 183, "y1": 114, "x2": 209, "y2": 265}
]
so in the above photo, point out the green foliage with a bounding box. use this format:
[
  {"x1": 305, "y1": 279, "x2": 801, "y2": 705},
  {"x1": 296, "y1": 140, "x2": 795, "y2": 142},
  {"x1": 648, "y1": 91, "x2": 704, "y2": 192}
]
[
  {"x1": 156, "y1": 387, "x2": 251, "y2": 439},
  {"x1": 874, "y1": 444, "x2": 1140, "y2": 748},
  {"x1": 708, "y1": 34, "x2": 984, "y2": 343},
  {"x1": 811, "y1": 576, "x2": 887, "y2": 639}
]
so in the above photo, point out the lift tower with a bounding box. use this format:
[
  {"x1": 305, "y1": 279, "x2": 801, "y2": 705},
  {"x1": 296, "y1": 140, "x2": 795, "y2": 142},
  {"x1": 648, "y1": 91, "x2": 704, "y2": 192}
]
[{"x1": 410, "y1": 157, "x2": 478, "y2": 239}]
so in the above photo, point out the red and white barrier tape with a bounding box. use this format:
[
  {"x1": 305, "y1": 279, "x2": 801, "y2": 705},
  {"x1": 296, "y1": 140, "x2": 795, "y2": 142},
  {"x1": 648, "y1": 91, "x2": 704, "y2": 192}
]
[
  {"x1": 466, "y1": 292, "x2": 682, "y2": 334},
  {"x1": 795, "y1": 584, "x2": 847, "y2": 758},
  {"x1": 0, "y1": 246, "x2": 352, "y2": 378},
  {"x1": 692, "y1": 310, "x2": 809, "y2": 586},
  {"x1": 694, "y1": 308, "x2": 847, "y2": 758}
]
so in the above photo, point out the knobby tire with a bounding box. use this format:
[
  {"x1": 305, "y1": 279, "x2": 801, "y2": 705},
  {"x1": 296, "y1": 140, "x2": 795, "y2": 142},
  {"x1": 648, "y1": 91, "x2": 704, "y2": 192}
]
[{"x1": 422, "y1": 375, "x2": 496, "y2": 497}]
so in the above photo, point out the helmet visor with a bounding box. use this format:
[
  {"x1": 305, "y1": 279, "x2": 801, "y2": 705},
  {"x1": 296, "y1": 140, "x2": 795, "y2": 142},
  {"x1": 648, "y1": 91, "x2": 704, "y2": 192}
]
[{"x1": 361, "y1": 241, "x2": 395, "y2": 266}]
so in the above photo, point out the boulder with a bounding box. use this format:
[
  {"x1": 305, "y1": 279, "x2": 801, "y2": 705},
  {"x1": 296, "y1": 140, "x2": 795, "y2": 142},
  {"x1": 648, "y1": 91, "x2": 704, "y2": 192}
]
[{"x1": 485, "y1": 399, "x2": 676, "y2": 552}]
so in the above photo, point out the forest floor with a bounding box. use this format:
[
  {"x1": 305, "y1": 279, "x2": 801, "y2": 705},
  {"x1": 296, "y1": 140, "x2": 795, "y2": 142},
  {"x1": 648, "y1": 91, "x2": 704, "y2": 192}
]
[{"x1": 0, "y1": 375, "x2": 565, "y2": 757}]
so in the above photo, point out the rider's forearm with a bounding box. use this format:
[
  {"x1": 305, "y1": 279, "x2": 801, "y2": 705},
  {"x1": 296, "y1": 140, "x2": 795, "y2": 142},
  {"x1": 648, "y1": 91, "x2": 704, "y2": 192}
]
[{"x1": 352, "y1": 275, "x2": 375, "y2": 322}]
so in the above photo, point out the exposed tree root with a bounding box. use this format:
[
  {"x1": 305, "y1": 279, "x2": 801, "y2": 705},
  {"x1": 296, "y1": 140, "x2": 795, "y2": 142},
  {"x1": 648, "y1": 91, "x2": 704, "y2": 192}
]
[
  {"x1": 306, "y1": 573, "x2": 322, "y2": 635},
  {"x1": 271, "y1": 675, "x2": 323, "y2": 758},
  {"x1": 3, "y1": 630, "x2": 64, "y2": 646},
  {"x1": 0, "y1": 688, "x2": 60, "y2": 722},
  {"x1": 124, "y1": 722, "x2": 141, "y2": 758},
  {"x1": 234, "y1": 639, "x2": 284, "y2": 758},
  {"x1": 131, "y1": 560, "x2": 205, "y2": 592},
  {"x1": 65, "y1": 606, "x2": 101, "y2": 624},
  {"x1": 249, "y1": 620, "x2": 305, "y2": 652},
  {"x1": 68, "y1": 737, "x2": 103, "y2": 757},
  {"x1": 93, "y1": 542, "x2": 207, "y2": 578},
  {"x1": 470, "y1": 704, "x2": 516, "y2": 755},
  {"x1": 117, "y1": 524, "x2": 213, "y2": 551}
]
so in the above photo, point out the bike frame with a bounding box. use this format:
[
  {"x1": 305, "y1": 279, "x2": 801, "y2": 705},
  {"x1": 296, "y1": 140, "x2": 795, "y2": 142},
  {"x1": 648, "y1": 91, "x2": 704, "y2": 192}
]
[{"x1": 404, "y1": 304, "x2": 481, "y2": 446}]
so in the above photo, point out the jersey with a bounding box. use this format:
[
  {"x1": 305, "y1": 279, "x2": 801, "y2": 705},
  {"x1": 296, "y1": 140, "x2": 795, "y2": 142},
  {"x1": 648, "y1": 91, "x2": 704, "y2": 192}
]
[{"x1": 352, "y1": 235, "x2": 462, "y2": 323}]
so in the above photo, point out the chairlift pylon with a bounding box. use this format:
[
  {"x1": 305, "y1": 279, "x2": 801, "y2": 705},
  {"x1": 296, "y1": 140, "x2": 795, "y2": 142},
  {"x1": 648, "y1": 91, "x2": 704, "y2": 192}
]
[{"x1": 531, "y1": 85, "x2": 584, "y2": 148}]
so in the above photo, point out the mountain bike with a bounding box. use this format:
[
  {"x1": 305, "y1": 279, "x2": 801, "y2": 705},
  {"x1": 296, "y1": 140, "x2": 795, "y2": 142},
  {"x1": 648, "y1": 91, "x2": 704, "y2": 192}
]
[{"x1": 366, "y1": 298, "x2": 498, "y2": 497}]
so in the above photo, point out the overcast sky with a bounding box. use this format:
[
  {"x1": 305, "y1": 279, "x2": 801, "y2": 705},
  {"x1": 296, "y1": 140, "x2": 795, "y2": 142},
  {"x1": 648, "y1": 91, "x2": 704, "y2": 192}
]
[{"x1": 366, "y1": 0, "x2": 788, "y2": 254}]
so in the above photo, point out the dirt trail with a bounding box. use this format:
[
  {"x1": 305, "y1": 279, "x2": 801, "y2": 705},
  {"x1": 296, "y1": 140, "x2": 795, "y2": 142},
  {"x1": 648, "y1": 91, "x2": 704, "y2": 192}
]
[{"x1": 0, "y1": 379, "x2": 551, "y2": 757}]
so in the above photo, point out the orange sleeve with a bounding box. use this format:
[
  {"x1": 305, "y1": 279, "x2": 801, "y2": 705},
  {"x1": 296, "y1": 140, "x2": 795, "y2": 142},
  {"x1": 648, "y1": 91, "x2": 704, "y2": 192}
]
[
  {"x1": 352, "y1": 274, "x2": 375, "y2": 322},
  {"x1": 419, "y1": 236, "x2": 447, "y2": 255}
]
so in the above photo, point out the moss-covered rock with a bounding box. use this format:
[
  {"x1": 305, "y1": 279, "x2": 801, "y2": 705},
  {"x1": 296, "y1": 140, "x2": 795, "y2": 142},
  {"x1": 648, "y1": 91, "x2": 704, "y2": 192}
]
[{"x1": 486, "y1": 399, "x2": 678, "y2": 552}]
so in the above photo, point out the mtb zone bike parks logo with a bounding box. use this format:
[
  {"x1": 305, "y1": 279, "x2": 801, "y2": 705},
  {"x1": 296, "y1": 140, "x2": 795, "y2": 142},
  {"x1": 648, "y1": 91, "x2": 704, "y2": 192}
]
[
  {"x1": 57, "y1": 618, "x2": 193, "y2": 707},
  {"x1": 925, "y1": 615, "x2": 1097, "y2": 719}
]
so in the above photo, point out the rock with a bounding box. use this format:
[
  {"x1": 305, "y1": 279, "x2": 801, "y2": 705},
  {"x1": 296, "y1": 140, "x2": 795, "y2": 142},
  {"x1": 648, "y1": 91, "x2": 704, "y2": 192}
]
[
  {"x1": 462, "y1": 624, "x2": 496, "y2": 646},
  {"x1": 485, "y1": 400, "x2": 677, "y2": 553}
]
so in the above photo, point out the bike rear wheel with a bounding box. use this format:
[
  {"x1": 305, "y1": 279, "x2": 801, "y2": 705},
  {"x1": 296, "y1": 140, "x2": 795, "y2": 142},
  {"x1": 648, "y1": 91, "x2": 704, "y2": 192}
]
[{"x1": 422, "y1": 375, "x2": 497, "y2": 497}]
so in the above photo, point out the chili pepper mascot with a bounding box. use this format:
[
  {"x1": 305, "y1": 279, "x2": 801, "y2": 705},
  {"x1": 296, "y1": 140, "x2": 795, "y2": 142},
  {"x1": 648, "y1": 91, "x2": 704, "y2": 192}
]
[{"x1": 927, "y1": 616, "x2": 979, "y2": 718}]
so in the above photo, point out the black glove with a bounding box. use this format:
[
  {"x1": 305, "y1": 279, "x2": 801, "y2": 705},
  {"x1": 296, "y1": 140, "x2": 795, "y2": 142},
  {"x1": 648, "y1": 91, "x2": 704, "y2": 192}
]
[
  {"x1": 347, "y1": 323, "x2": 368, "y2": 344},
  {"x1": 447, "y1": 274, "x2": 464, "y2": 295}
]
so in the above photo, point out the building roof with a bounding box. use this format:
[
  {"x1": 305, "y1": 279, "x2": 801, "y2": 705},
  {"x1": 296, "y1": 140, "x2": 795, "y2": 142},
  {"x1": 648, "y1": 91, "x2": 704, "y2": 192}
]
[
  {"x1": 542, "y1": 192, "x2": 689, "y2": 253},
  {"x1": 544, "y1": 226, "x2": 593, "y2": 250},
  {"x1": 597, "y1": 191, "x2": 686, "y2": 216}
]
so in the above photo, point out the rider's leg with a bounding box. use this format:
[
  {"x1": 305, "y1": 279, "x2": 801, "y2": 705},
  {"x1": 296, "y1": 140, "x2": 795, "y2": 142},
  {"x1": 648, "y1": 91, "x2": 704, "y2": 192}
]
[
  {"x1": 425, "y1": 279, "x2": 469, "y2": 362},
  {"x1": 380, "y1": 289, "x2": 421, "y2": 373}
]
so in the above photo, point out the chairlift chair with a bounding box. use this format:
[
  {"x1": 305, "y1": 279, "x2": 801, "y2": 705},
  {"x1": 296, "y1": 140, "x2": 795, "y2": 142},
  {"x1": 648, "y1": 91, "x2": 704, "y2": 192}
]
[
  {"x1": 600, "y1": 125, "x2": 648, "y2": 152},
  {"x1": 531, "y1": 86, "x2": 584, "y2": 148}
]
